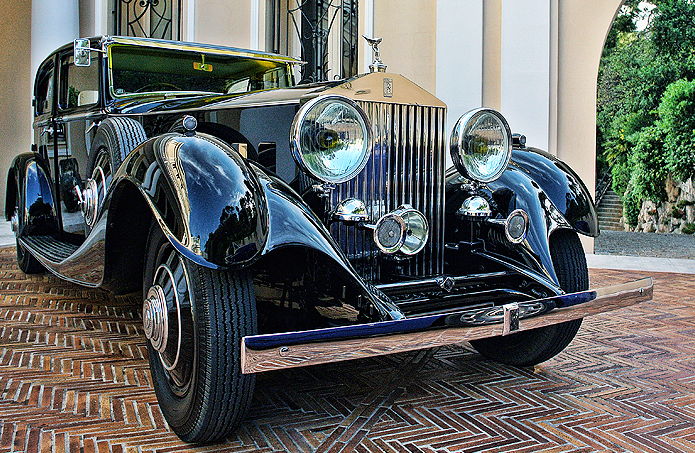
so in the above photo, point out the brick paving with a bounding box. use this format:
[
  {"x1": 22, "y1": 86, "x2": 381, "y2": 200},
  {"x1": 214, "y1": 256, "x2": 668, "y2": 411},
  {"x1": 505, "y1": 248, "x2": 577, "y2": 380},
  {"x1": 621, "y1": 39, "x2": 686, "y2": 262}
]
[{"x1": 0, "y1": 246, "x2": 693, "y2": 452}]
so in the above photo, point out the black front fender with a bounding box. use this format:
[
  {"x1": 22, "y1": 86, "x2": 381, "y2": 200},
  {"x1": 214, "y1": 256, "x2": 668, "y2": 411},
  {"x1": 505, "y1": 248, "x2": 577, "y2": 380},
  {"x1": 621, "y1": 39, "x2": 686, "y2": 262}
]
[
  {"x1": 487, "y1": 166, "x2": 568, "y2": 284},
  {"x1": 115, "y1": 133, "x2": 268, "y2": 268},
  {"x1": 249, "y1": 163, "x2": 404, "y2": 321},
  {"x1": 509, "y1": 148, "x2": 598, "y2": 237},
  {"x1": 6, "y1": 153, "x2": 59, "y2": 238}
]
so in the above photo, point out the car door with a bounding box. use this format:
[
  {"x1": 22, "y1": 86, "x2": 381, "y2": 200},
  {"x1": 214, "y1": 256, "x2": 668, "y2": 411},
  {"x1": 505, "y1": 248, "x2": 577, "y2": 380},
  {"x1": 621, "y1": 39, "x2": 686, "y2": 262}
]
[
  {"x1": 54, "y1": 47, "x2": 102, "y2": 234},
  {"x1": 33, "y1": 56, "x2": 57, "y2": 164}
]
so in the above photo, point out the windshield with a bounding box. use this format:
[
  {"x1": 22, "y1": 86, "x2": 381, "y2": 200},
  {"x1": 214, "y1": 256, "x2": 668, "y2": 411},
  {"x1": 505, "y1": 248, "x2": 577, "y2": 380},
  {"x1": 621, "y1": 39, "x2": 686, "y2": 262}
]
[{"x1": 108, "y1": 44, "x2": 294, "y2": 97}]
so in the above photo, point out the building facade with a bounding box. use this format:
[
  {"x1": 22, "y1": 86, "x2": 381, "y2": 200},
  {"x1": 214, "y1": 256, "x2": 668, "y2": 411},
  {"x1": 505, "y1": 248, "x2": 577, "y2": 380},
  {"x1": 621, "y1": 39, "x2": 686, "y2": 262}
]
[{"x1": 0, "y1": 0, "x2": 625, "y2": 250}]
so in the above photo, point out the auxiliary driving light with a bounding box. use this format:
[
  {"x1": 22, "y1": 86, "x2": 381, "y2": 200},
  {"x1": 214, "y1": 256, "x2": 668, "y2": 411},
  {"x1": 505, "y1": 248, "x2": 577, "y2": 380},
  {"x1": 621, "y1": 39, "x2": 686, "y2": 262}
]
[
  {"x1": 373, "y1": 205, "x2": 429, "y2": 255},
  {"x1": 505, "y1": 209, "x2": 529, "y2": 244}
]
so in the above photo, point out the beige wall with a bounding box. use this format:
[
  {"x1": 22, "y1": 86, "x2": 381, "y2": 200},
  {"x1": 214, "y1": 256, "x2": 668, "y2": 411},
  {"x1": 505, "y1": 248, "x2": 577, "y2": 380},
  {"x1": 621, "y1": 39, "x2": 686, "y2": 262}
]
[
  {"x1": 553, "y1": 0, "x2": 623, "y2": 251},
  {"x1": 0, "y1": 0, "x2": 625, "y2": 224},
  {"x1": 374, "y1": 0, "x2": 437, "y2": 93},
  {"x1": 553, "y1": 0, "x2": 622, "y2": 183},
  {"x1": 482, "y1": 0, "x2": 501, "y2": 110},
  {"x1": 194, "y1": 0, "x2": 251, "y2": 48},
  {"x1": 0, "y1": 0, "x2": 33, "y2": 213}
]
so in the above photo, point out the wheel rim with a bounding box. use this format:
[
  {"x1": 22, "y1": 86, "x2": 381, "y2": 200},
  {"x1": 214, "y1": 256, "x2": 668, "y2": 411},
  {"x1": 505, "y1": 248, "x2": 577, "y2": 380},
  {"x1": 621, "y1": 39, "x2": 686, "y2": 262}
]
[
  {"x1": 91, "y1": 148, "x2": 111, "y2": 200},
  {"x1": 92, "y1": 148, "x2": 111, "y2": 178},
  {"x1": 144, "y1": 246, "x2": 194, "y2": 396}
]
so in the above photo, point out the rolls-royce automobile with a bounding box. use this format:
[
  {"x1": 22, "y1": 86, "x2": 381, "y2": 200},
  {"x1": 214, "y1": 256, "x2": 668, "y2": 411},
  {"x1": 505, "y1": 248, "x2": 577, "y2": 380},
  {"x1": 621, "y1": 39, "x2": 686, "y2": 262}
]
[{"x1": 7, "y1": 36, "x2": 653, "y2": 442}]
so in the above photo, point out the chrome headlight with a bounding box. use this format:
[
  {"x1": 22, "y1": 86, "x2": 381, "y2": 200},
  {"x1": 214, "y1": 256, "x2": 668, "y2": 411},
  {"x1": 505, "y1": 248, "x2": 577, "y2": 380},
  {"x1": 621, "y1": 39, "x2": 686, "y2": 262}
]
[
  {"x1": 450, "y1": 108, "x2": 512, "y2": 183},
  {"x1": 291, "y1": 95, "x2": 372, "y2": 184}
]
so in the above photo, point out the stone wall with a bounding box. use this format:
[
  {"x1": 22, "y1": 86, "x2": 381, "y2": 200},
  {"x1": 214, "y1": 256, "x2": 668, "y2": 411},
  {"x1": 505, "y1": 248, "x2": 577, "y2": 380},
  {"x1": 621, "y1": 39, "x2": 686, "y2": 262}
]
[{"x1": 623, "y1": 176, "x2": 695, "y2": 234}]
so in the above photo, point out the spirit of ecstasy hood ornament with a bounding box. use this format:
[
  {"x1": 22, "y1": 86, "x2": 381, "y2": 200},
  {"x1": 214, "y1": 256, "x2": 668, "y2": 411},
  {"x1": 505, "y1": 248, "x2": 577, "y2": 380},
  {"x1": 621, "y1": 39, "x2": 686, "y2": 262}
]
[{"x1": 363, "y1": 35, "x2": 387, "y2": 73}]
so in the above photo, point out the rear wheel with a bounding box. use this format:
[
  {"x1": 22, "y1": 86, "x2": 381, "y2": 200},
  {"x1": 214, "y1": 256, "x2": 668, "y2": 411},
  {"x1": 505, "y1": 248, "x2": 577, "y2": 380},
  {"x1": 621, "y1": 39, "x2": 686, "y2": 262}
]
[
  {"x1": 470, "y1": 229, "x2": 587, "y2": 366},
  {"x1": 143, "y1": 226, "x2": 256, "y2": 443},
  {"x1": 88, "y1": 117, "x2": 147, "y2": 179},
  {"x1": 81, "y1": 118, "x2": 146, "y2": 227}
]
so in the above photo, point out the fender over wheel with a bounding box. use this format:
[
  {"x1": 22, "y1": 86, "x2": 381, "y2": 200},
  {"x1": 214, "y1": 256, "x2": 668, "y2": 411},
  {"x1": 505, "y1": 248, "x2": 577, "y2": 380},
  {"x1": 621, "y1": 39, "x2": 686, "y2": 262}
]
[
  {"x1": 12, "y1": 189, "x2": 44, "y2": 274},
  {"x1": 143, "y1": 225, "x2": 257, "y2": 443},
  {"x1": 469, "y1": 229, "x2": 587, "y2": 366},
  {"x1": 169, "y1": 120, "x2": 258, "y2": 161}
]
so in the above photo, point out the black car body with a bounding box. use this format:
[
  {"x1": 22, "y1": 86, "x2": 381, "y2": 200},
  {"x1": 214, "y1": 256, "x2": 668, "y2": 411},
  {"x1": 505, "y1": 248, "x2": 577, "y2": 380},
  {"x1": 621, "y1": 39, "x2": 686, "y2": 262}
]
[{"x1": 6, "y1": 36, "x2": 652, "y2": 443}]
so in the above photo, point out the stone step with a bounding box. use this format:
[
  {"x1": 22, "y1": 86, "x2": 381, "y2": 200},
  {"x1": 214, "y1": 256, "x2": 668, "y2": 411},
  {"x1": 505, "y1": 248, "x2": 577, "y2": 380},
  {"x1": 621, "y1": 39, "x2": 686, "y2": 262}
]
[
  {"x1": 600, "y1": 200, "x2": 623, "y2": 207},
  {"x1": 598, "y1": 204, "x2": 622, "y2": 212},
  {"x1": 598, "y1": 211, "x2": 622, "y2": 217},
  {"x1": 600, "y1": 222, "x2": 623, "y2": 231},
  {"x1": 597, "y1": 188, "x2": 623, "y2": 231}
]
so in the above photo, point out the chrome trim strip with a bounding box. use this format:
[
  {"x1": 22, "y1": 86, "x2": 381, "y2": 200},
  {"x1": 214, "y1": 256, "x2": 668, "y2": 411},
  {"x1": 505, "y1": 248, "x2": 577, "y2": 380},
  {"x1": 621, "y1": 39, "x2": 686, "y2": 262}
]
[
  {"x1": 241, "y1": 278, "x2": 653, "y2": 374},
  {"x1": 375, "y1": 272, "x2": 511, "y2": 295}
]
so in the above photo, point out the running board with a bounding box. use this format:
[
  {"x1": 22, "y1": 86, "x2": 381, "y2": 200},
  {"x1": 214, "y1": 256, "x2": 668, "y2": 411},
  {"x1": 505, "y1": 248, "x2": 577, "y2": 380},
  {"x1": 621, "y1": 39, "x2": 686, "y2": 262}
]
[
  {"x1": 241, "y1": 278, "x2": 653, "y2": 374},
  {"x1": 19, "y1": 234, "x2": 105, "y2": 286},
  {"x1": 22, "y1": 235, "x2": 79, "y2": 261}
]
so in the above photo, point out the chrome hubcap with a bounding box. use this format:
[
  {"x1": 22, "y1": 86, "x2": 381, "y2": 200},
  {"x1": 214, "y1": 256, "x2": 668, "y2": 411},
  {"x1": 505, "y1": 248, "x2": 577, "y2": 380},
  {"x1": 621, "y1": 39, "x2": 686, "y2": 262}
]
[
  {"x1": 77, "y1": 166, "x2": 106, "y2": 227},
  {"x1": 144, "y1": 263, "x2": 183, "y2": 372},
  {"x1": 143, "y1": 284, "x2": 168, "y2": 353}
]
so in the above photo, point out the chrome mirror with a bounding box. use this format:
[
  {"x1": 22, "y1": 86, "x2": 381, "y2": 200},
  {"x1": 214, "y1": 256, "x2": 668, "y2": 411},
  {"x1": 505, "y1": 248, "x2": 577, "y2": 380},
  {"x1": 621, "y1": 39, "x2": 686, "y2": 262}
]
[{"x1": 74, "y1": 39, "x2": 91, "y2": 67}]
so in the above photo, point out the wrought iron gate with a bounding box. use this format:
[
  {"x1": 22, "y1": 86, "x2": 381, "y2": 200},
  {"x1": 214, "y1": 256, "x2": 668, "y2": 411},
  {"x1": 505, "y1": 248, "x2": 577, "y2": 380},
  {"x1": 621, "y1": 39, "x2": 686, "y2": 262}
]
[
  {"x1": 268, "y1": 0, "x2": 359, "y2": 83},
  {"x1": 113, "y1": 0, "x2": 181, "y2": 40}
]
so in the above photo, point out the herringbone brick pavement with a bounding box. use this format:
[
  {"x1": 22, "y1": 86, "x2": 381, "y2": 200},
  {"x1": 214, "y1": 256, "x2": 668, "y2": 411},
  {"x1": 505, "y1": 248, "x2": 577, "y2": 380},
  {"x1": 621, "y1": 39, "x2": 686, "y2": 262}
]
[{"x1": 0, "y1": 246, "x2": 692, "y2": 452}]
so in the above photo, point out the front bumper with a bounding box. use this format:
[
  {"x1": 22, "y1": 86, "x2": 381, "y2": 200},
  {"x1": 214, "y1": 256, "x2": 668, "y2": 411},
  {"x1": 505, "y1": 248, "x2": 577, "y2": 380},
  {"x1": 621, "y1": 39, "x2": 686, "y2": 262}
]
[{"x1": 241, "y1": 278, "x2": 652, "y2": 374}]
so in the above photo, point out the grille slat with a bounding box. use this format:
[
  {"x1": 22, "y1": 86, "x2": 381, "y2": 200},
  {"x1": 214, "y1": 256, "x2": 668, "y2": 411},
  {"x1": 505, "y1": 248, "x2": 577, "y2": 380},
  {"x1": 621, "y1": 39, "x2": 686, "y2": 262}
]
[{"x1": 330, "y1": 101, "x2": 446, "y2": 282}]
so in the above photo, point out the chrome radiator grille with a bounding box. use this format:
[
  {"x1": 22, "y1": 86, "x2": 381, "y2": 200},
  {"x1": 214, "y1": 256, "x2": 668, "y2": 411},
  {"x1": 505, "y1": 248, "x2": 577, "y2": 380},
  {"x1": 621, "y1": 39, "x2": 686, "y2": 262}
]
[{"x1": 329, "y1": 101, "x2": 446, "y2": 282}]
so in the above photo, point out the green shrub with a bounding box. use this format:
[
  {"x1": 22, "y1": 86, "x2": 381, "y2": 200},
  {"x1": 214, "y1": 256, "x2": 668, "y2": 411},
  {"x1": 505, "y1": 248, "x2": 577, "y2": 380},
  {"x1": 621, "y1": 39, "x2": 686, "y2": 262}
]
[
  {"x1": 623, "y1": 190, "x2": 641, "y2": 227},
  {"x1": 658, "y1": 79, "x2": 695, "y2": 181},
  {"x1": 627, "y1": 125, "x2": 668, "y2": 202},
  {"x1": 682, "y1": 223, "x2": 695, "y2": 235},
  {"x1": 611, "y1": 157, "x2": 632, "y2": 197},
  {"x1": 677, "y1": 199, "x2": 694, "y2": 208}
]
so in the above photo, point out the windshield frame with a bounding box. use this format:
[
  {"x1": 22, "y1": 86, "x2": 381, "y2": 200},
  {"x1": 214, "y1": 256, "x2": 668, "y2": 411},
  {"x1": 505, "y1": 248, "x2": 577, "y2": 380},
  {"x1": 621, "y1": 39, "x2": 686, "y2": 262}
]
[{"x1": 105, "y1": 40, "x2": 298, "y2": 99}]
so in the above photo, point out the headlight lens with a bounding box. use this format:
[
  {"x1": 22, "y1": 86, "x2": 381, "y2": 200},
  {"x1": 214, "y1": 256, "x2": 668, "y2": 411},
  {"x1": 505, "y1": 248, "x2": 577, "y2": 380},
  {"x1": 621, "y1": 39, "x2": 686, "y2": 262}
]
[
  {"x1": 450, "y1": 108, "x2": 512, "y2": 183},
  {"x1": 291, "y1": 95, "x2": 372, "y2": 184}
]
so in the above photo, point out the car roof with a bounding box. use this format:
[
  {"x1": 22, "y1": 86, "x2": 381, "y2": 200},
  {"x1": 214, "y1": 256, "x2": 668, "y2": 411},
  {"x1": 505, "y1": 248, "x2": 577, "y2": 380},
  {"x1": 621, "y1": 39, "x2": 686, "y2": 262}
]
[{"x1": 50, "y1": 36, "x2": 303, "y2": 66}]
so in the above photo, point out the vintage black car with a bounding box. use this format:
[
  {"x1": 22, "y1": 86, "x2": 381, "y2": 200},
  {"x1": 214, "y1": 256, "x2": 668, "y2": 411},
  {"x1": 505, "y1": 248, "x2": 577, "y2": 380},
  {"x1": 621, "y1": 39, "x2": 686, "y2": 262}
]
[{"x1": 7, "y1": 36, "x2": 652, "y2": 443}]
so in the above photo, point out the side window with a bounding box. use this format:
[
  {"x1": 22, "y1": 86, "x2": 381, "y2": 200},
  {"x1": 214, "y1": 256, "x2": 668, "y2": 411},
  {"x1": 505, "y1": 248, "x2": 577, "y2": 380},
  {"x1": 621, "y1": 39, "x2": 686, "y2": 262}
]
[
  {"x1": 59, "y1": 53, "x2": 99, "y2": 111},
  {"x1": 34, "y1": 60, "x2": 54, "y2": 116}
]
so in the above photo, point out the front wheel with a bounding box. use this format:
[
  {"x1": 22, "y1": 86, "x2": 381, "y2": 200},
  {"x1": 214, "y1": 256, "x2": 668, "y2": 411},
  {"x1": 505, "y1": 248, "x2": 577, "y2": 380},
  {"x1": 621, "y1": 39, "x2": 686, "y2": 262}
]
[
  {"x1": 143, "y1": 226, "x2": 256, "y2": 443},
  {"x1": 470, "y1": 229, "x2": 587, "y2": 366}
]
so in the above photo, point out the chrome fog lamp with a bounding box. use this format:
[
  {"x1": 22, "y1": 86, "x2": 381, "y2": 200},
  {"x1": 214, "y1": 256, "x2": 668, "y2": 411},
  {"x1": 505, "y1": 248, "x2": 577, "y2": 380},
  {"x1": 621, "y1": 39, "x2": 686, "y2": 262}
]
[
  {"x1": 505, "y1": 209, "x2": 529, "y2": 244},
  {"x1": 373, "y1": 205, "x2": 429, "y2": 255},
  {"x1": 333, "y1": 198, "x2": 369, "y2": 222},
  {"x1": 450, "y1": 108, "x2": 512, "y2": 183},
  {"x1": 291, "y1": 95, "x2": 372, "y2": 184},
  {"x1": 457, "y1": 196, "x2": 492, "y2": 218}
]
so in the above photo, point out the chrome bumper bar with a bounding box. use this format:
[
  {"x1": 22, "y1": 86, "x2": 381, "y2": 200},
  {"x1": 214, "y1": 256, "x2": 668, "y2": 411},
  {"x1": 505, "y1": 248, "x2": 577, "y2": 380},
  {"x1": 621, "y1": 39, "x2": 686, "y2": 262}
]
[{"x1": 241, "y1": 278, "x2": 653, "y2": 374}]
